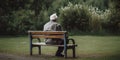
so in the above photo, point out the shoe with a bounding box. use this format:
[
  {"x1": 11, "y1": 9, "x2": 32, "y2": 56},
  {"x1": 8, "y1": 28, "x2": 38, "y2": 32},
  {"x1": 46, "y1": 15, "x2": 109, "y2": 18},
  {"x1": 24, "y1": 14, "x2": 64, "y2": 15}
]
[{"x1": 55, "y1": 54, "x2": 64, "y2": 57}]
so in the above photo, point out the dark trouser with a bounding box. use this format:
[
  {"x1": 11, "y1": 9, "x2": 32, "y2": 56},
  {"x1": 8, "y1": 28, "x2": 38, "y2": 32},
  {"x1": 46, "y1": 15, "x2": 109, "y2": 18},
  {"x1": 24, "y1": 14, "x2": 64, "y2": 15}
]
[
  {"x1": 56, "y1": 41, "x2": 64, "y2": 55},
  {"x1": 55, "y1": 39, "x2": 69, "y2": 55}
]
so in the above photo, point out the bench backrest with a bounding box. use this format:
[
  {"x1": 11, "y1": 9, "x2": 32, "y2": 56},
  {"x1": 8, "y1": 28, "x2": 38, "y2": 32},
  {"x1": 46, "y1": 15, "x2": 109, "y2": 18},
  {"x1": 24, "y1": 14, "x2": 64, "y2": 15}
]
[{"x1": 28, "y1": 31, "x2": 67, "y2": 39}]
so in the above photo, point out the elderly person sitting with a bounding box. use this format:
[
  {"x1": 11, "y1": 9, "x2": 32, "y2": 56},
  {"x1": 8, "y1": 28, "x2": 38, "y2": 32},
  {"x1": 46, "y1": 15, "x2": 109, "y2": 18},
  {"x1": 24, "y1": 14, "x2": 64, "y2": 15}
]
[{"x1": 43, "y1": 13, "x2": 64, "y2": 57}]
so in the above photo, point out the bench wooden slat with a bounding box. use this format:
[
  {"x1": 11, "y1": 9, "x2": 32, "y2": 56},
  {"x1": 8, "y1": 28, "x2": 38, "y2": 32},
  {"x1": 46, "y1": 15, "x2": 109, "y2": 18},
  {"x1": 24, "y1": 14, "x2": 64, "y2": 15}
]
[
  {"x1": 32, "y1": 42, "x2": 77, "y2": 47},
  {"x1": 28, "y1": 31, "x2": 67, "y2": 35},
  {"x1": 32, "y1": 35, "x2": 64, "y2": 39}
]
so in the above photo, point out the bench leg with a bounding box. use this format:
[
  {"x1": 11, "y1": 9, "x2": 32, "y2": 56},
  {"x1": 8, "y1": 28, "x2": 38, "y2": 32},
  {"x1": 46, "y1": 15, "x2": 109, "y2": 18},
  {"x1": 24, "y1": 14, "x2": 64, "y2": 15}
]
[
  {"x1": 38, "y1": 46, "x2": 41, "y2": 55},
  {"x1": 64, "y1": 49, "x2": 67, "y2": 58},
  {"x1": 73, "y1": 47, "x2": 75, "y2": 58},
  {"x1": 30, "y1": 46, "x2": 32, "y2": 55}
]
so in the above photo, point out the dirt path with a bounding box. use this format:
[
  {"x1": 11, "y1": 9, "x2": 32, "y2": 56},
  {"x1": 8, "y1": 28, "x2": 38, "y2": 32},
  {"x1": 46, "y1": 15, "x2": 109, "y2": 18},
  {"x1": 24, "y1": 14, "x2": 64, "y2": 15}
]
[
  {"x1": 0, "y1": 53, "x2": 30, "y2": 60},
  {"x1": 0, "y1": 53, "x2": 47, "y2": 60}
]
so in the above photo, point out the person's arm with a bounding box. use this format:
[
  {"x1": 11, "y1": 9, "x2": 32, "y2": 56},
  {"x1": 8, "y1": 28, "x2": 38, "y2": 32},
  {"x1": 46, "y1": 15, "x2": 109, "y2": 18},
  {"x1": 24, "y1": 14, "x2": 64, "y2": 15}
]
[{"x1": 56, "y1": 24, "x2": 62, "y2": 31}]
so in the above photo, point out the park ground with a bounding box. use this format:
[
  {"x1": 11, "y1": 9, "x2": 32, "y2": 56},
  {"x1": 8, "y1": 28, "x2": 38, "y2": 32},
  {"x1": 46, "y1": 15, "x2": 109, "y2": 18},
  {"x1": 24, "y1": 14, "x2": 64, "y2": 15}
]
[{"x1": 0, "y1": 35, "x2": 120, "y2": 60}]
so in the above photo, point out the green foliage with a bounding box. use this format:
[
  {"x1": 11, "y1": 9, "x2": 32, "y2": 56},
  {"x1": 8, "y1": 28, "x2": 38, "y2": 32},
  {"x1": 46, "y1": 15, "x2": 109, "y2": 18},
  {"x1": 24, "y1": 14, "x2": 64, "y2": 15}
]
[
  {"x1": 6, "y1": 10, "x2": 34, "y2": 35},
  {"x1": 106, "y1": 0, "x2": 120, "y2": 32},
  {"x1": 59, "y1": 3, "x2": 90, "y2": 32},
  {"x1": 0, "y1": 0, "x2": 30, "y2": 16},
  {"x1": 0, "y1": 0, "x2": 120, "y2": 35},
  {"x1": 59, "y1": 3, "x2": 112, "y2": 33},
  {"x1": 84, "y1": 0, "x2": 109, "y2": 10},
  {"x1": 0, "y1": 16, "x2": 9, "y2": 34},
  {"x1": 88, "y1": 6, "x2": 111, "y2": 32},
  {"x1": 33, "y1": 10, "x2": 49, "y2": 30},
  {"x1": 0, "y1": 9, "x2": 49, "y2": 35}
]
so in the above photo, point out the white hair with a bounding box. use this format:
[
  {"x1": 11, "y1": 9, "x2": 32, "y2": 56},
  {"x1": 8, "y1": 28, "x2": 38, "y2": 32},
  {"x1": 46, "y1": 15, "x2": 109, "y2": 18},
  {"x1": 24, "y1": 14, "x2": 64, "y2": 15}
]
[{"x1": 50, "y1": 13, "x2": 58, "y2": 21}]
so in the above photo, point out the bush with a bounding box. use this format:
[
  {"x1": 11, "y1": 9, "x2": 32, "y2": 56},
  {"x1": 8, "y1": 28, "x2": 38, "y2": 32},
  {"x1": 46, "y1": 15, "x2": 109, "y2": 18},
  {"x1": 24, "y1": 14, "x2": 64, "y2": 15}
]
[
  {"x1": 106, "y1": 0, "x2": 120, "y2": 33},
  {"x1": 7, "y1": 10, "x2": 49, "y2": 35},
  {"x1": 7, "y1": 9, "x2": 34, "y2": 35},
  {"x1": 0, "y1": 16, "x2": 10, "y2": 35},
  {"x1": 0, "y1": 9, "x2": 50, "y2": 35},
  {"x1": 33, "y1": 10, "x2": 49, "y2": 30},
  {"x1": 59, "y1": 2, "x2": 112, "y2": 33},
  {"x1": 88, "y1": 6, "x2": 111, "y2": 32},
  {"x1": 59, "y1": 3, "x2": 90, "y2": 32}
]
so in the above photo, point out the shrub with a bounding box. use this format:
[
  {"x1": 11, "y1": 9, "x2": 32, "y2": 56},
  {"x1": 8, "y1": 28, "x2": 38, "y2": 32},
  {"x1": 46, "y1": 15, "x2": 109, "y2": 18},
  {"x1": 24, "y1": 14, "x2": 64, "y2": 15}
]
[
  {"x1": 106, "y1": 0, "x2": 120, "y2": 33},
  {"x1": 59, "y1": 3, "x2": 90, "y2": 32},
  {"x1": 0, "y1": 16, "x2": 10, "y2": 35},
  {"x1": 88, "y1": 6, "x2": 111, "y2": 32},
  {"x1": 6, "y1": 9, "x2": 34, "y2": 35},
  {"x1": 59, "y1": 2, "x2": 112, "y2": 33},
  {"x1": 33, "y1": 10, "x2": 49, "y2": 30}
]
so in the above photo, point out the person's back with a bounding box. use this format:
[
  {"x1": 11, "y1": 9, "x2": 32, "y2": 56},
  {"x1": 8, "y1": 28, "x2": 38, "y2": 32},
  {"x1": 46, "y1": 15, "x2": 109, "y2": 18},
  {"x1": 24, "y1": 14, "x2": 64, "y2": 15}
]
[
  {"x1": 44, "y1": 21, "x2": 61, "y2": 31},
  {"x1": 44, "y1": 21, "x2": 62, "y2": 45},
  {"x1": 43, "y1": 13, "x2": 64, "y2": 57}
]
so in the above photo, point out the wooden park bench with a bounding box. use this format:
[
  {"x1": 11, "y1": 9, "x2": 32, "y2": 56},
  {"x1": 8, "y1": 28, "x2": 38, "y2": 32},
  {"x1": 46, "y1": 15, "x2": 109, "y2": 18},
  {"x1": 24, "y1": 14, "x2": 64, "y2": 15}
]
[{"x1": 28, "y1": 31, "x2": 77, "y2": 58}]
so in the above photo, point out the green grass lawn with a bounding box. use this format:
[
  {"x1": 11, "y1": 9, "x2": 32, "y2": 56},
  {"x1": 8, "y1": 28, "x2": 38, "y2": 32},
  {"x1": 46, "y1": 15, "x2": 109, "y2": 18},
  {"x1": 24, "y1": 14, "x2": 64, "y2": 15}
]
[{"x1": 0, "y1": 35, "x2": 120, "y2": 60}]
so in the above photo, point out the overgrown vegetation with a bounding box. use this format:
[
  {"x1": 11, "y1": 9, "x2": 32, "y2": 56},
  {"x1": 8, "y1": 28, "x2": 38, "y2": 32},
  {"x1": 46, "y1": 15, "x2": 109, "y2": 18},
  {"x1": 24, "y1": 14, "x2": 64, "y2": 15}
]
[
  {"x1": 0, "y1": 0, "x2": 120, "y2": 35},
  {"x1": 59, "y1": 3, "x2": 112, "y2": 33}
]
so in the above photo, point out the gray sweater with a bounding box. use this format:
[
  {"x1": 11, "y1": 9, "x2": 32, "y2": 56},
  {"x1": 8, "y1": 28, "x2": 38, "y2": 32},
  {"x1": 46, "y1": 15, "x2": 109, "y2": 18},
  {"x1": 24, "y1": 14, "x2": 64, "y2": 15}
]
[{"x1": 43, "y1": 21, "x2": 63, "y2": 45}]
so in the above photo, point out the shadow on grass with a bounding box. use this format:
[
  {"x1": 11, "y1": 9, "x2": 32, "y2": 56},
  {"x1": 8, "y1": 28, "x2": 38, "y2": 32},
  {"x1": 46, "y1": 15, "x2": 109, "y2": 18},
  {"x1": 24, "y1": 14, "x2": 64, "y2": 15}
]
[{"x1": 24, "y1": 53, "x2": 120, "y2": 60}]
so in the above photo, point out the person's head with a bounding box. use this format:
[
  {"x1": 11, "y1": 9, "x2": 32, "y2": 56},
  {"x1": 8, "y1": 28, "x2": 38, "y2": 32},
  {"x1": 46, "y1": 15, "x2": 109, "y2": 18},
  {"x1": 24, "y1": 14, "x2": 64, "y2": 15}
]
[{"x1": 50, "y1": 13, "x2": 58, "y2": 21}]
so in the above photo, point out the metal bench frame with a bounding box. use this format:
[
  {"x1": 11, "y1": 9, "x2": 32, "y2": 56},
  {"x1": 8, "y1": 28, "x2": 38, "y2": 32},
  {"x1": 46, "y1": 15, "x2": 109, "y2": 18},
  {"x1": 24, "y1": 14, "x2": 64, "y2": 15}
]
[{"x1": 28, "y1": 31, "x2": 77, "y2": 58}]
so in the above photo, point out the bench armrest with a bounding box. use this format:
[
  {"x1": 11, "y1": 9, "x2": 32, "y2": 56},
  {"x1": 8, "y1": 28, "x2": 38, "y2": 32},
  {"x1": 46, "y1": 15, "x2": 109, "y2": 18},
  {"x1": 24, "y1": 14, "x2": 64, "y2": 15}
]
[{"x1": 68, "y1": 38, "x2": 75, "y2": 44}]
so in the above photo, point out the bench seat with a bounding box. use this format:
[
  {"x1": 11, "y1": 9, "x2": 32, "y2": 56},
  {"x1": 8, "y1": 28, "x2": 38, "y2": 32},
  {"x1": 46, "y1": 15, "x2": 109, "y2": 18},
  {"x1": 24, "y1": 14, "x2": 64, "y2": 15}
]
[{"x1": 32, "y1": 42, "x2": 77, "y2": 47}]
